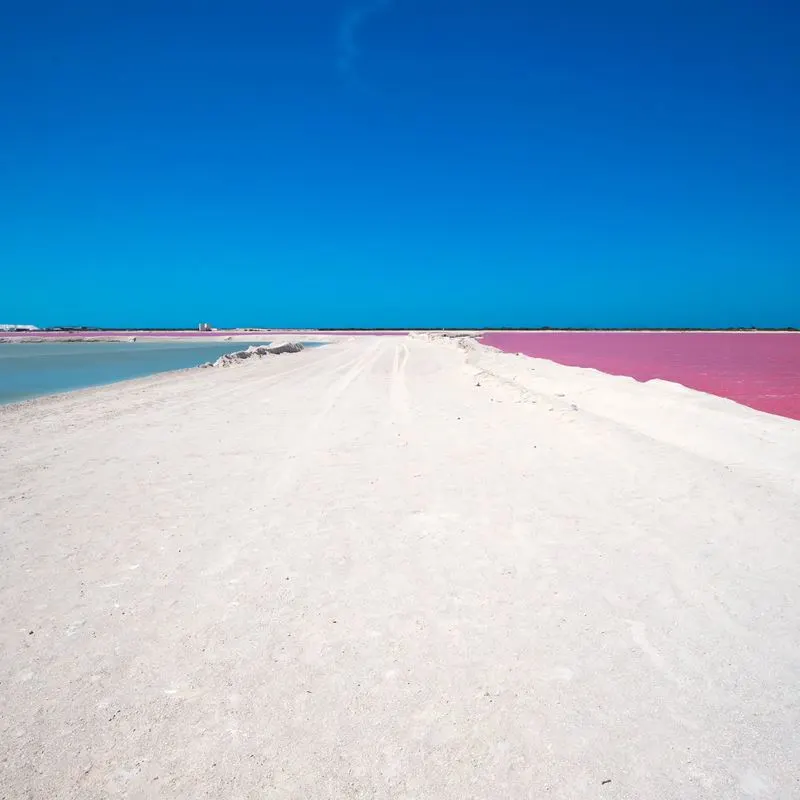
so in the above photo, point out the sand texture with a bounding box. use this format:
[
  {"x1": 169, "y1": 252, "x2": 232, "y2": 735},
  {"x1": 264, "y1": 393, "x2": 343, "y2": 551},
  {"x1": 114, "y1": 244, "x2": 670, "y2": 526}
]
[{"x1": 1, "y1": 335, "x2": 799, "y2": 799}]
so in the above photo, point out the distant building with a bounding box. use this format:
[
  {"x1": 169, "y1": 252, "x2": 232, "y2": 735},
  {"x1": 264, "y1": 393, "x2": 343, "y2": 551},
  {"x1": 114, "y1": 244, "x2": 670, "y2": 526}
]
[
  {"x1": 199, "y1": 322, "x2": 212, "y2": 332},
  {"x1": 0, "y1": 324, "x2": 39, "y2": 332}
]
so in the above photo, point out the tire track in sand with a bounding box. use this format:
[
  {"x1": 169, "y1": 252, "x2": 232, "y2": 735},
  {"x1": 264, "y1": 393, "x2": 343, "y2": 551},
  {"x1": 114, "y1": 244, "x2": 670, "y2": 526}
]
[
  {"x1": 390, "y1": 341, "x2": 411, "y2": 429},
  {"x1": 266, "y1": 339, "x2": 384, "y2": 501}
]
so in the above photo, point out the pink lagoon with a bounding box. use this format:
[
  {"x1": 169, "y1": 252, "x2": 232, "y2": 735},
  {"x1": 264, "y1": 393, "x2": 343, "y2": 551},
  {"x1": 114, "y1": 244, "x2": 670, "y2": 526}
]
[{"x1": 481, "y1": 331, "x2": 800, "y2": 421}]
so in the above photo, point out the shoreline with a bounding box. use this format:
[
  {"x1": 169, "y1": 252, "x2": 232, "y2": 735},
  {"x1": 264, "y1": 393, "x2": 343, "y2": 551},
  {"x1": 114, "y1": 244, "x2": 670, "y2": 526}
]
[
  {"x1": 0, "y1": 362, "x2": 205, "y2": 413},
  {"x1": 0, "y1": 339, "x2": 326, "y2": 410}
]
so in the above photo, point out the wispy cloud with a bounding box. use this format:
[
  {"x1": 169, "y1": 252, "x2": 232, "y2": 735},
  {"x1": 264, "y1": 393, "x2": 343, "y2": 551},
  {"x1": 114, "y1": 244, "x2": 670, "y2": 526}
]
[{"x1": 337, "y1": 0, "x2": 392, "y2": 81}]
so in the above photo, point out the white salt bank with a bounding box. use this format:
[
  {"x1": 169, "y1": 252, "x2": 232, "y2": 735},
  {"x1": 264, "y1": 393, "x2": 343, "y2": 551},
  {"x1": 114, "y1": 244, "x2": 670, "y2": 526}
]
[{"x1": 1, "y1": 335, "x2": 799, "y2": 798}]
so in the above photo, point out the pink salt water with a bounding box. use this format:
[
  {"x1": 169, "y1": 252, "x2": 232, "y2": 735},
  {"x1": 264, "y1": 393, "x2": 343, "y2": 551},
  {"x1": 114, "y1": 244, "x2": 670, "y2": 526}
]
[{"x1": 481, "y1": 332, "x2": 800, "y2": 421}]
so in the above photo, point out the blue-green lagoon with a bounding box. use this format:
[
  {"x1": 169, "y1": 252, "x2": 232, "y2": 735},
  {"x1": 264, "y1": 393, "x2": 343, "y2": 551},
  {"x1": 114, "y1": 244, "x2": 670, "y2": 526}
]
[{"x1": 0, "y1": 340, "x2": 304, "y2": 404}]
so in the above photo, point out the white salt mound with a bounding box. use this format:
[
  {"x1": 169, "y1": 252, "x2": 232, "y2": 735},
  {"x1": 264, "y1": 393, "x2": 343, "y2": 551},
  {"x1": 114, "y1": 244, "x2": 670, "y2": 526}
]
[{"x1": 208, "y1": 341, "x2": 304, "y2": 368}]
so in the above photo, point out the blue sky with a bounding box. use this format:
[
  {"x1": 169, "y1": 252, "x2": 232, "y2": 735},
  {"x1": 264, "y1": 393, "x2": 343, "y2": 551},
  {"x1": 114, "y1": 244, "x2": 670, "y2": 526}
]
[{"x1": 1, "y1": 0, "x2": 798, "y2": 328}]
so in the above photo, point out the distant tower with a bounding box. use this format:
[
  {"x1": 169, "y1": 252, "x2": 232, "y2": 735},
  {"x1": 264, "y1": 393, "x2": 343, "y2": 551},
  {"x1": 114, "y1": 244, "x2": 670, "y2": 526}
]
[{"x1": 199, "y1": 322, "x2": 211, "y2": 332}]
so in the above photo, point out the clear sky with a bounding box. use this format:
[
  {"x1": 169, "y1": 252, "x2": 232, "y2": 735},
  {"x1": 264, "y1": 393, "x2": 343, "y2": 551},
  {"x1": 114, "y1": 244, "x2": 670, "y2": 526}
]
[{"x1": 1, "y1": 1, "x2": 798, "y2": 328}]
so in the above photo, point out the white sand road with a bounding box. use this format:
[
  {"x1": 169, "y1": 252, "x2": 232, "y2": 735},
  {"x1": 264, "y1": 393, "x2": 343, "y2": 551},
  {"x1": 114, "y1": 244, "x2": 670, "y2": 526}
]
[{"x1": 1, "y1": 335, "x2": 799, "y2": 799}]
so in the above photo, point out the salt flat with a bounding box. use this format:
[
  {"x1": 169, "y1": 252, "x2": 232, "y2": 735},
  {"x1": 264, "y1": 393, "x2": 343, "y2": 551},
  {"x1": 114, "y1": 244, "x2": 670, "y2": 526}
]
[{"x1": 1, "y1": 334, "x2": 799, "y2": 799}]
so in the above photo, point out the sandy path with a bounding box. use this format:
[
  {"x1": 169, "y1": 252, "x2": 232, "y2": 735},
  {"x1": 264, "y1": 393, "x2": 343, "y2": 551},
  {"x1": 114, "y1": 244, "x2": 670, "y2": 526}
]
[{"x1": 1, "y1": 335, "x2": 799, "y2": 799}]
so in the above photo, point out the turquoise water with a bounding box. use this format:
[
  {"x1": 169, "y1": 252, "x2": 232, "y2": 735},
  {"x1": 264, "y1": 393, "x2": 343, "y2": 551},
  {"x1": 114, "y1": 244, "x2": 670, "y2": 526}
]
[{"x1": 0, "y1": 341, "x2": 304, "y2": 404}]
